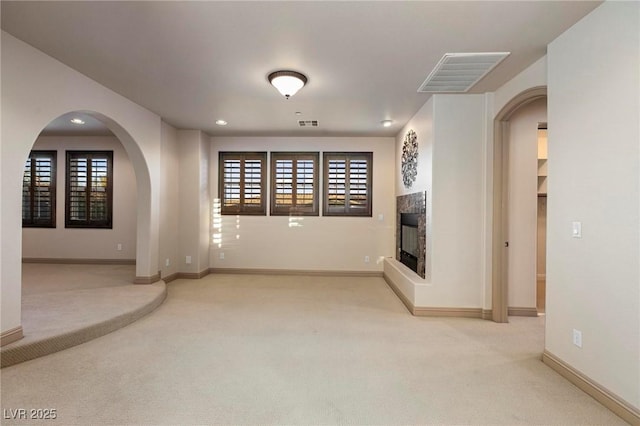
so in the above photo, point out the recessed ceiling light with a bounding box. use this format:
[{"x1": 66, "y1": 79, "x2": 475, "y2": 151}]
[
  {"x1": 70, "y1": 118, "x2": 85, "y2": 125},
  {"x1": 381, "y1": 120, "x2": 393, "y2": 127},
  {"x1": 295, "y1": 112, "x2": 303, "y2": 116},
  {"x1": 215, "y1": 119, "x2": 228, "y2": 126}
]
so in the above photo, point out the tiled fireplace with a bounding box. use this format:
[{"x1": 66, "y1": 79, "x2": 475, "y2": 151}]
[{"x1": 396, "y1": 192, "x2": 426, "y2": 278}]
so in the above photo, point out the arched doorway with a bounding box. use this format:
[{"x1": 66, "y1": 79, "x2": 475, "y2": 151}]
[
  {"x1": 18, "y1": 109, "x2": 158, "y2": 281},
  {"x1": 492, "y1": 86, "x2": 547, "y2": 323},
  {"x1": 1, "y1": 108, "x2": 158, "y2": 347}
]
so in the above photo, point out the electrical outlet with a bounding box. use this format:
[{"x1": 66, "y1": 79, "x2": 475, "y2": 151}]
[
  {"x1": 364, "y1": 256, "x2": 370, "y2": 263},
  {"x1": 219, "y1": 252, "x2": 225, "y2": 260},
  {"x1": 185, "y1": 256, "x2": 192, "y2": 265},
  {"x1": 572, "y1": 329, "x2": 582, "y2": 348},
  {"x1": 116, "y1": 243, "x2": 122, "y2": 251},
  {"x1": 165, "y1": 258, "x2": 170, "y2": 267}
]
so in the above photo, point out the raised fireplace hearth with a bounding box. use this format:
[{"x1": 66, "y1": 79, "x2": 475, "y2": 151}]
[{"x1": 396, "y1": 192, "x2": 426, "y2": 278}]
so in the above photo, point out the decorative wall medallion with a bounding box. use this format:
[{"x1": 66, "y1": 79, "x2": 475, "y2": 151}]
[{"x1": 401, "y1": 129, "x2": 418, "y2": 188}]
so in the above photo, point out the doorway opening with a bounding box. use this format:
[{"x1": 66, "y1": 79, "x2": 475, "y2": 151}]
[
  {"x1": 536, "y1": 125, "x2": 547, "y2": 314},
  {"x1": 19, "y1": 111, "x2": 140, "y2": 345},
  {"x1": 492, "y1": 86, "x2": 547, "y2": 323}
]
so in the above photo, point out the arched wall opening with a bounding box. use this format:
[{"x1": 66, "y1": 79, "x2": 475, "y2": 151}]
[
  {"x1": 1, "y1": 33, "x2": 163, "y2": 345},
  {"x1": 1, "y1": 109, "x2": 158, "y2": 346},
  {"x1": 22, "y1": 112, "x2": 138, "y2": 264},
  {"x1": 491, "y1": 86, "x2": 547, "y2": 323}
]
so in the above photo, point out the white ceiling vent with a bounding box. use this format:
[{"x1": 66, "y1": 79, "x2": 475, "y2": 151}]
[
  {"x1": 298, "y1": 120, "x2": 318, "y2": 127},
  {"x1": 418, "y1": 52, "x2": 510, "y2": 93}
]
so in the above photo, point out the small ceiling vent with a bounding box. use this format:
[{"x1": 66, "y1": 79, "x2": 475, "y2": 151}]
[
  {"x1": 418, "y1": 52, "x2": 510, "y2": 93},
  {"x1": 298, "y1": 120, "x2": 318, "y2": 127}
]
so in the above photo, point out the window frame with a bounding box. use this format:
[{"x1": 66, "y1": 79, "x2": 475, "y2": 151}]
[
  {"x1": 270, "y1": 152, "x2": 319, "y2": 216},
  {"x1": 323, "y1": 152, "x2": 373, "y2": 217},
  {"x1": 218, "y1": 152, "x2": 267, "y2": 216},
  {"x1": 22, "y1": 150, "x2": 57, "y2": 228},
  {"x1": 65, "y1": 150, "x2": 114, "y2": 229}
]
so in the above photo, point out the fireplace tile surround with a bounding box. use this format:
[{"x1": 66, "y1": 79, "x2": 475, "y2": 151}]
[{"x1": 396, "y1": 192, "x2": 426, "y2": 278}]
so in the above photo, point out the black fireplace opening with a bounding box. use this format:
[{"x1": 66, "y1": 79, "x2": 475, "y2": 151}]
[{"x1": 400, "y1": 213, "x2": 419, "y2": 273}]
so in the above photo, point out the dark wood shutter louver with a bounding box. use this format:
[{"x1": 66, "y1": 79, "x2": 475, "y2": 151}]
[
  {"x1": 323, "y1": 152, "x2": 372, "y2": 217},
  {"x1": 66, "y1": 151, "x2": 113, "y2": 228},
  {"x1": 271, "y1": 152, "x2": 319, "y2": 216},
  {"x1": 23, "y1": 151, "x2": 56, "y2": 227},
  {"x1": 219, "y1": 152, "x2": 267, "y2": 215}
]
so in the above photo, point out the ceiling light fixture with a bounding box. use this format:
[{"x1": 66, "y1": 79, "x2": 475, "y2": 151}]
[
  {"x1": 268, "y1": 70, "x2": 307, "y2": 100},
  {"x1": 381, "y1": 120, "x2": 393, "y2": 128},
  {"x1": 70, "y1": 118, "x2": 85, "y2": 125},
  {"x1": 215, "y1": 119, "x2": 228, "y2": 126}
]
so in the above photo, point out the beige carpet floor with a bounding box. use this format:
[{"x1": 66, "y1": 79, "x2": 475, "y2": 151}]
[
  {"x1": 0, "y1": 273, "x2": 626, "y2": 425},
  {"x1": 1, "y1": 264, "x2": 166, "y2": 367}
]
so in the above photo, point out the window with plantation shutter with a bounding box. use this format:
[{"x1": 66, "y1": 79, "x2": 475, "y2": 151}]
[
  {"x1": 323, "y1": 152, "x2": 373, "y2": 217},
  {"x1": 271, "y1": 152, "x2": 319, "y2": 216},
  {"x1": 65, "y1": 151, "x2": 113, "y2": 228},
  {"x1": 22, "y1": 151, "x2": 57, "y2": 228},
  {"x1": 219, "y1": 152, "x2": 267, "y2": 215}
]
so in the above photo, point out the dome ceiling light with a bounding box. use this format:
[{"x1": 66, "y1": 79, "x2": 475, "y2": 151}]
[{"x1": 268, "y1": 70, "x2": 307, "y2": 100}]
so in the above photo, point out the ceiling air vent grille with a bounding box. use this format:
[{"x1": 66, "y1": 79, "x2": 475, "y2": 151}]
[
  {"x1": 418, "y1": 52, "x2": 510, "y2": 93},
  {"x1": 298, "y1": 120, "x2": 318, "y2": 127}
]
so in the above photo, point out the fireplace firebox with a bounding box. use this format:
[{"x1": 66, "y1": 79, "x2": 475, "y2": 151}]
[
  {"x1": 400, "y1": 213, "x2": 419, "y2": 273},
  {"x1": 396, "y1": 191, "x2": 426, "y2": 278}
]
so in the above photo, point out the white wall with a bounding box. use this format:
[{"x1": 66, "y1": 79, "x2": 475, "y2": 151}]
[
  {"x1": 159, "y1": 121, "x2": 180, "y2": 278},
  {"x1": 22, "y1": 136, "x2": 137, "y2": 260},
  {"x1": 1, "y1": 32, "x2": 162, "y2": 335},
  {"x1": 178, "y1": 130, "x2": 210, "y2": 275},
  {"x1": 507, "y1": 98, "x2": 546, "y2": 309},
  {"x1": 546, "y1": 1, "x2": 639, "y2": 408},
  {"x1": 494, "y1": 56, "x2": 547, "y2": 118},
  {"x1": 396, "y1": 98, "x2": 434, "y2": 280},
  {"x1": 391, "y1": 94, "x2": 486, "y2": 308},
  {"x1": 485, "y1": 55, "x2": 548, "y2": 310},
  {"x1": 209, "y1": 137, "x2": 395, "y2": 272},
  {"x1": 425, "y1": 94, "x2": 486, "y2": 308}
]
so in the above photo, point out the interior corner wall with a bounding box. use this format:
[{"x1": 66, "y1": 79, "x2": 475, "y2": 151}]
[
  {"x1": 423, "y1": 94, "x2": 485, "y2": 308},
  {"x1": 22, "y1": 136, "x2": 137, "y2": 260},
  {"x1": 159, "y1": 121, "x2": 180, "y2": 278},
  {"x1": 198, "y1": 132, "x2": 211, "y2": 271},
  {"x1": 209, "y1": 137, "x2": 395, "y2": 272},
  {"x1": 177, "y1": 130, "x2": 210, "y2": 275},
  {"x1": 1, "y1": 32, "x2": 163, "y2": 335},
  {"x1": 546, "y1": 1, "x2": 639, "y2": 408}
]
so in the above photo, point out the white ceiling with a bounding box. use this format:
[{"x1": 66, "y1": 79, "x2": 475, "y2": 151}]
[{"x1": 1, "y1": 1, "x2": 601, "y2": 137}]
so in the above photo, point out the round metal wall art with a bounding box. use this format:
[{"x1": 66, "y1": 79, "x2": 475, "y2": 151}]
[{"x1": 401, "y1": 129, "x2": 418, "y2": 188}]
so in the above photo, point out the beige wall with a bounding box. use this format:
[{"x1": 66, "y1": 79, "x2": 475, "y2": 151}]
[
  {"x1": 22, "y1": 136, "x2": 137, "y2": 260},
  {"x1": 178, "y1": 130, "x2": 210, "y2": 274},
  {"x1": 1, "y1": 32, "x2": 162, "y2": 335},
  {"x1": 426, "y1": 94, "x2": 486, "y2": 307},
  {"x1": 209, "y1": 137, "x2": 395, "y2": 272},
  {"x1": 392, "y1": 94, "x2": 486, "y2": 308},
  {"x1": 396, "y1": 98, "x2": 434, "y2": 281},
  {"x1": 159, "y1": 121, "x2": 180, "y2": 278},
  {"x1": 507, "y1": 98, "x2": 546, "y2": 309},
  {"x1": 547, "y1": 1, "x2": 639, "y2": 408},
  {"x1": 486, "y1": 55, "x2": 548, "y2": 310}
]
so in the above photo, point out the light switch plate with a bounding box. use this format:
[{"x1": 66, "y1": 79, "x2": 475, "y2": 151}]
[{"x1": 572, "y1": 221, "x2": 582, "y2": 238}]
